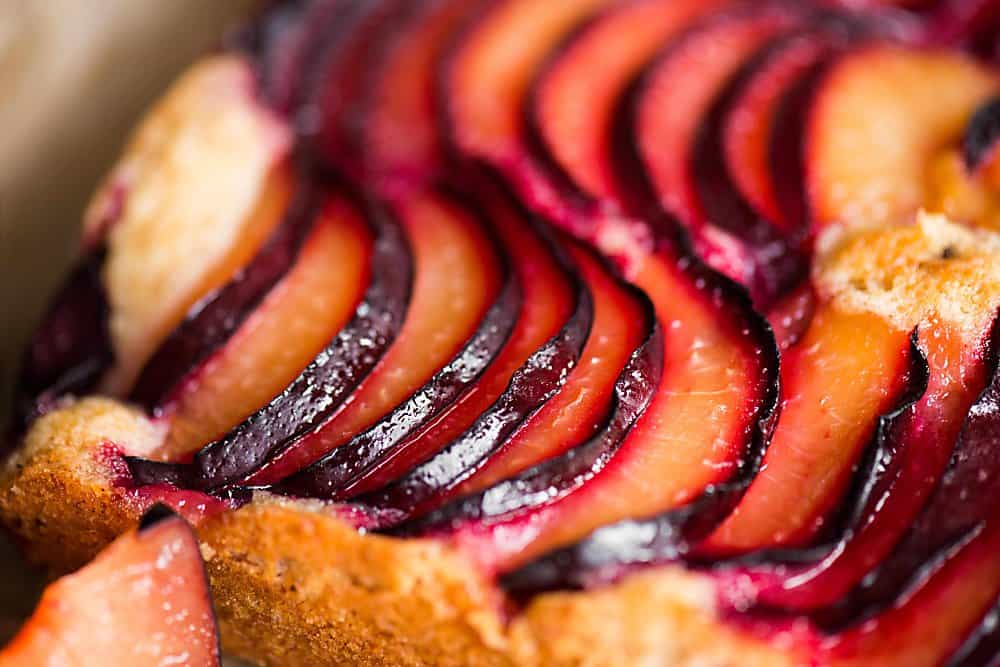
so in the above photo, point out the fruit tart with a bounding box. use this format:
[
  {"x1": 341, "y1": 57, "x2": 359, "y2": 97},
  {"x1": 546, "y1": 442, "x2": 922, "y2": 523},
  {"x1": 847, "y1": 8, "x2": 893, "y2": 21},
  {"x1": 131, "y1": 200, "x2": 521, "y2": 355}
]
[{"x1": 4, "y1": 0, "x2": 1000, "y2": 665}]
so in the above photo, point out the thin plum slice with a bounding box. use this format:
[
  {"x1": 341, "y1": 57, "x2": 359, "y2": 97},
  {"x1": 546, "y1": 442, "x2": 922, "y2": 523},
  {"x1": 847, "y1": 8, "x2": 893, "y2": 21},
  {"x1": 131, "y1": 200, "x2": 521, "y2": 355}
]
[
  {"x1": 157, "y1": 195, "x2": 372, "y2": 460},
  {"x1": 244, "y1": 187, "x2": 506, "y2": 486},
  {"x1": 380, "y1": 239, "x2": 658, "y2": 531},
  {"x1": 801, "y1": 315, "x2": 1000, "y2": 632},
  {"x1": 0, "y1": 506, "x2": 218, "y2": 667},
  {"x1": 699, "y1": 307, "x2": 915, "y2": 557},
  {"x1": 242, "y1": 0, "x2": 347, "y2": 114},
  {"x1": 718, "y1": 320, "x2": 990, "y2": 614},
  {"x1": 129, "y1": 168, "x2": 300, "y2": 415},
  {"x1": 530, "y1": 0, "x2": 726, "y2": 206},
  {"x1": 364, "y1": 0, "x2": 484, "y2": 190},
  {"x1": 633, "y1": 7, "x2": 807, "y2": 303},
  {"x1": 12, "y1": 250, "x2": 113, "y2": 433},
  {"x1": 465, "y1": 240, "x2": 778, "y2": 578},
  {"x1": 823, "y1": 344, "x2": 1000, "y2": 667},
  {"x1": 446, "y1": 241, "x2": 653, "y2": 497},
  {"x1": 351, "y1": 232, "x2": 592, "y2": 528},
  {"x1": 305, "y1": 0, "x2": 411, "y2": 173},
  {"x1": 321, "y1": 177, "x2": 576, "y2": 501},
  {"x1": 443, "y1": 0, "x2": 614, "y2": 227},
  {"x1": 723, "y1": 33, "x2": 831, "y2": 232},
  {"x1": 126, "y1": 185, "x2": 413, "y2": 490},
  {"x1": 807, "y1": 44, "x2": 999, "y2": 237}
]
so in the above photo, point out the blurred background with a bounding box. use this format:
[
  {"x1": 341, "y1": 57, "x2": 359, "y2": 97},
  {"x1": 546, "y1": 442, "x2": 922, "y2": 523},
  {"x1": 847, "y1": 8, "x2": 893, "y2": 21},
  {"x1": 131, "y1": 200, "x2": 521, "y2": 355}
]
[{"x1": 0, "y1": 0, "x2": 254, "y2": 641}]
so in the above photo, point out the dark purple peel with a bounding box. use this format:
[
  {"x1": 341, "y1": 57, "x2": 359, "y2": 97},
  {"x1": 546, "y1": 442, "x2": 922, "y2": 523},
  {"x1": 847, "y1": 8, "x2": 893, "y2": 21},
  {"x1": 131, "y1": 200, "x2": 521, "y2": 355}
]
[
  {"x1": 499, "y1": 271, "x2": 780, "y2": 596},
  {"x1": 274, "y1": 193, "x2": 521, "y2": 499},
  {"x1": 126, "y1": 186, "x2": 413, "y2": 491},
  {"x1": 11, "y1": 249, "x2": 114, "y2": 433},
  {"x1": 690, "y1": 34, "x2": 815, "y2": 308},
  {"x1": 963, "y1": 96, "x2": 1000, "y2": 173},
  {"x1": 352, "y1": 244, "x2": 595, "y2": 529},
  {"x1": 238, "y1": 0, "x2": 350, "y2": 115},
  {"x1": 399, "y1": 301, "x2": 661, "y2": 537},
  {"x1": 804, "y1": 313, "x2": 1000, "y2": 632},
  {"x1": 128, "y1": 183, "x2": 318, "y2": 416},
  {"x1": 944, "y1": 598, "x2": 1000, "y2": 667}
]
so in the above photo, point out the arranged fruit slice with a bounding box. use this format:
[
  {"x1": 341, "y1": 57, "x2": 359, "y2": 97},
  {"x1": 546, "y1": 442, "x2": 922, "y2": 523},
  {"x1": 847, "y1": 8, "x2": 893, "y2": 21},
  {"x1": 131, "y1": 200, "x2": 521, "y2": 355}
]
[
  {"x1": 699, "y1": 306, "x2": 914, "y2": 556},
  {"x1": 807, "y1": 44, "x2": 998, "y2": 236},
  {"x1": 243, "y1": 187, "x2": 505, "y2": 486},
  {"x1": 97, "y1": 58, "x2": 293, "y2": 397},
  {"x1": 129, "y1": 169, "x2": 303, "y2": 415},
  {"x1": 308, "y1": 177, "x2": 576, "y2": 501},
  {"x1": 0, "y1": 506, "x2": 218, "y2": 666},
  {"x1": 723, "y1": 321, "x2": 987, "y2": 613},
  {"x1": 243, "y1": 0, "x2": 349, "y2": 114},
  {"x1": 530, "y1": 0, "x2": 726, "y2": 206},
  {"x1": 306, "y1": 0, "x2": 410, "y2": 174},
  {"x1": 352, "y1": 235, "x2": 658, "y2": 526},
  {"x1": 364, "y1": 0, "x2": 483, "y2": 190},
  {"x1": 445, "y1": 241, "x2": 653, "y2": 498},
  {"x1": 444, "y1": 0, "x2": 613, "y2": 227},
  {"x1": 816, "y1": 325, "x2": 1000, "y2": 665},
  {"x1": 155, "y1": 195, "x2": 372, "y2": 459},
  {"x1": 451, "y1": 240, "x2": 778, "y2": 577},
  {"x1": 633, "y1": 7, "x2": 807, "y2": 303},
  {"x1": 126, "y1": 186, "x2": 413, "y2": 490},
  {"x1": 12, "y1": 250, "x2": 113, "y2": 433},
  {"x1": 723, "y1": 33, "x2": 831, "y2": 232}
]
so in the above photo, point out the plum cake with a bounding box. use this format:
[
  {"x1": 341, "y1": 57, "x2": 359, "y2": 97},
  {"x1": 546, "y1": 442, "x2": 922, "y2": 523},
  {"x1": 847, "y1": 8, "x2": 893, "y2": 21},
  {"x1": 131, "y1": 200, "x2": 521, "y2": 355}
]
[{"x1": 4, "y1": 0, "x2": 1000, "y2": 665}]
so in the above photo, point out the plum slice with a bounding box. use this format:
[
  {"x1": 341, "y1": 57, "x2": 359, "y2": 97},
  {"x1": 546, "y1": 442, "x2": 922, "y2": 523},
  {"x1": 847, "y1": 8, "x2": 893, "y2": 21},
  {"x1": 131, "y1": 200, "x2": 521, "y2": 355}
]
[
  {"x1": 364, "y1": 0, "x2": 484, "y2": 191},
  {"x1": 529, "y1": 0, "x2": 726, "y2": 208},
  {"x1": 155, "y1": 194, "x2": 372, "y2": 459},
  {"x1": 11, "y1": 250, "x2": 113, "y2": 434},
  {"x1": 304, "y1": 0, "x2": 412, "y2": 174},
  {"x1": 0, "y1": 506, "x2": 218, "y2": 666},
  {"x1": 241, "y1": 187, "x2": 507, "y2": 486},
  {"x1": 443, "y1": 0, "x2": 614, "y2": 228},
  {"x1": 126, "y1": 185, "x2": 413, "y2": 490},
  {"x1": 807, "y1": 44, "x2": 999, "y2": 236},
  {"x1": 699, "y1": 307, "x2": 915, "y2": 556},
  {"x1": 129, "y1": 169, "x2": 303, "y2": 416},
  {"x1": 374, "y1": 239, "x2": 658, "y2": 531},
  {"x1": 800, "y1": 315, "x2": 1000, "y2": 631},
  {"x1": 723, "y1": 33, "x2": 832, "y2": 233},
  {"x1": 455, "y1": 240, "x2": 778, "y2": 577},
  {"x1": 308, "y1": 177, "x2": 577, "y2": 501},
  {"x1": 716, "y1": 319, "x2": 991, "y2": 614},
  {"x1": 633, "y1": 7, "x2": 807, "y2": 304}
]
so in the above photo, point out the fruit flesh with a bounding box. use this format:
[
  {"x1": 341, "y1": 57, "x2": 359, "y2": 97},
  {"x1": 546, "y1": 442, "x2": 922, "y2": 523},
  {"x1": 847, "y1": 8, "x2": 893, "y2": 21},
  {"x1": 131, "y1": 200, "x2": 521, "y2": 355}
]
[
  {"x1": 157, "y1": 195, "x2": 371, "y2": 460},
  {"x1": 700, "y1": 306, "x2": 913, "y2": 555},
  {"x1": 635, "y1": 9, "x2": 804, "y2": 298},
  {"x1": 365, "y1": 0, "x2": 482, "y2": 190},
  {"x1": 807, "y1": 44, "x2": 999, "y2": 236},
  {"x1": 128, "y1": 167, "x2": 299, "y2": 415},
  {"x1": 245, "y1": 188, "x2": 504, "y2": 485},
  {"x1": 327, "y1": 180, "x2": 575, "y2": 499},
  {"x1": 446, "y1": 244, "x2": 772, "y2": 573},
  {"x1": 0, "y1": 512, "x2": 218, "y2": 667},
  {"x1": 532, "y1": 0, "x2": 725, "y2": 203},
  {"x1": 126, "y1": 188, "x2": 413, "y2": 490},
  {"x1": 724, "y1": 34, "x2": 830, "y2": 232},
  {"x1": 451, "y1": 241, "x2": 649, "y2": 495},
  {"x1": 730, "y1": 320, "x2": 992, "y2": 612}
]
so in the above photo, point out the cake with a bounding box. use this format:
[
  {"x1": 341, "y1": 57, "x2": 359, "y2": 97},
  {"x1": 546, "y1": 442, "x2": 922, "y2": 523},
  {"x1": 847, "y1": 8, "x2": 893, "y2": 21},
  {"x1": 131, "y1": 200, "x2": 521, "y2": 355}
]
[{"x1": 4, "y1": 1, "x2": 1000, "y2": 665}]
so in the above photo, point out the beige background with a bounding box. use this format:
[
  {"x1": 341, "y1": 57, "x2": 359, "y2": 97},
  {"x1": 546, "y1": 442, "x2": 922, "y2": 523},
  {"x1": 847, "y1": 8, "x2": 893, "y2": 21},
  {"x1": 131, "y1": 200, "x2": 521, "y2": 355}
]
[{"x1": 0, "y1": 0, "x2": 254, "y2": 653}]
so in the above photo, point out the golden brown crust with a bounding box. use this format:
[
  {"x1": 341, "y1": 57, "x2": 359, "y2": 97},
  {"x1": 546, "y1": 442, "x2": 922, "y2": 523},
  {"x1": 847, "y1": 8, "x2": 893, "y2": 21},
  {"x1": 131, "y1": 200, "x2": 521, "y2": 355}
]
[{"x1": 0, "y1": 400, "x2": 794, "y2": 667}]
